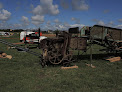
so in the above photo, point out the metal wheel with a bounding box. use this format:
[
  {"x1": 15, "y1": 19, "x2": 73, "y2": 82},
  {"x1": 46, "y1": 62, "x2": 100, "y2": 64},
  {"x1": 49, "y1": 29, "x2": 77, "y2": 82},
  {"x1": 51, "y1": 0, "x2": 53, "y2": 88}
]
[{"x1": 48, "y1": 51, "x2": 63, "y2": 64}]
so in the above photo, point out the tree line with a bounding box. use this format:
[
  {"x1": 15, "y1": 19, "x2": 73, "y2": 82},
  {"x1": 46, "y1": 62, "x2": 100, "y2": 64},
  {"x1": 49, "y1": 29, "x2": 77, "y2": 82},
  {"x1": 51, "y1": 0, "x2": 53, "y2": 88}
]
[{"x1": 0, "y1": 29, "x2": 24, "y2": 32}]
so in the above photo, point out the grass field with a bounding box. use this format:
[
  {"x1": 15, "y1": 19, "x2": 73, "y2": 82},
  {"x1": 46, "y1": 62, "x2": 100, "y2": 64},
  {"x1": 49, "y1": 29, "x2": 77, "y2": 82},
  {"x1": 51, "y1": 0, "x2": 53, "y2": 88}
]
[{"x1": 0, "y1": 33, "x2": 122, "y2": 92}]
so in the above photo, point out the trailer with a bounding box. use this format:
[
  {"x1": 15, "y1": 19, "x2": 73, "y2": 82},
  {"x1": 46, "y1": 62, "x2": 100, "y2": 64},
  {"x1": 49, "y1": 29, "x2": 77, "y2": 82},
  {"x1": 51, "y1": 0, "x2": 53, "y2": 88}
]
[{"x1": 80, "y1": 25, "x2": 122, "y2": 52}]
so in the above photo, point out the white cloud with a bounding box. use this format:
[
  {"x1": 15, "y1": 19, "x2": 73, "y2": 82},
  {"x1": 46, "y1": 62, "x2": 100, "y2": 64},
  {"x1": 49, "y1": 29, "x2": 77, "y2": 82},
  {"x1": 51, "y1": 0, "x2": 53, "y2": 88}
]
[
  {"x1": 116, "y1": 25, "x2": 122, "y2": 29},
  {"x1": 32, "y1": 5, "x2": 43, "y2": 15},
  {"x1": 54, "y1": 23, "x2": 85, "y2": 30},
  {"x1": 108, "y1": 21, "x2": 114, "y2": 24},
  {"x1": 46, "y1": 21, "x2": 52, "y2": 27},
  {"x1": 58, "y1": 25, "x2": 66, "y2": 29},
  {"x1": 106, "y1": 21, "x2": 114, "y2": 27},
  {"x1": 40, "y1": 0, "x2": 59, "y2": 15},
  {"x1": 31, "y1": 15, "x2": 44, "y2": 26},
  {"x1": 32, "y1": 0, "x2": 59, "y2": 16},
  {"x1": 70, "y1": 24, "x2": 85, "y2": 28},
  {"x1": 54, "y1": 19, "x2": 59, "y2": 23},
  {"x1": 72, "y1": 0, "x2": 89, "y2": 11},
  {"x1": 93, "y1": 19, "x2": 105, "y2": 26},
  {"x1": 54, "y1": 19, "x2": 66, "y2": 30},
  {"x1": 0, "y1": 22, "x2": 5, "y2": 29},
  {"x1": 13, "y1": 24, "x2": 22, "y2": 29},
  {"x1": 0, "y1": 22, "x2": 11, "y2": 29},
  {"x1": 44, "y1": 21, "x2": 55, "y2": 30},
  {"x1": 0, "y1": 16, "x2": 30, "y2": 29},
  {"x1": 22, "y1": 16, "x2": 28, "y2": 22},
  {"x1": 43, "y1": 19, "x2": 85, "y2": 30},
  {"x1": 93, "y1": 19, "x2": 115, "y2": 27},
  {"x1": 0, "y1": 22, "x2": 23, "y2": 29},
  {"x1": 0, "y1": 9, "x2": 11, "y2": 21},
  {"x1": 47, "y1": 21, "x2": 51, "y2": 25},
  {"x1": 97, "y1": 21, "x2": 105, "y2": 26},
  {"x1": 59, "y1": 23, "x2": 85, "y2": 30},
  {"x1": 0, "y1": 2, "x2": 3, "y2": 9},
  {"x1": 21, "y1": 16, "x2": 29, "y2": 26},
  {"x1": 31, "y1": 0, "x2": 59, "y2": 26}
]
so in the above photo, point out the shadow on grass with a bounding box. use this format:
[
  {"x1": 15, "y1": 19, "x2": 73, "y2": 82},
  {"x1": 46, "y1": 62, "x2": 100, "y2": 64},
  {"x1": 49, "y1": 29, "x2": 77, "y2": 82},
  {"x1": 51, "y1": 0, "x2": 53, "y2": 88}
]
[{"x1": 73, "y1": 53, "x2": 122, "y2": 61}]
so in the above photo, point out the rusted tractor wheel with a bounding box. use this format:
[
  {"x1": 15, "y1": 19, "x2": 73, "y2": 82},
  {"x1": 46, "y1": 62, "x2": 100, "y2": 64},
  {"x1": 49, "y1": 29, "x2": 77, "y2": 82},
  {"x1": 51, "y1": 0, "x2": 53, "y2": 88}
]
[{"x1": 48, "y1": 49, "x2": 63, "y2": 64}]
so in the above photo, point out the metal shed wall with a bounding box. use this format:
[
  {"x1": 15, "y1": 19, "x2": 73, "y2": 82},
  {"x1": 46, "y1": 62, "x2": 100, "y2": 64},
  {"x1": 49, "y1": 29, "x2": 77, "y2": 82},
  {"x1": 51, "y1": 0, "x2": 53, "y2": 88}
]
[{"x1": 90, "y1": 25, "x2": 122, "y2": 41}]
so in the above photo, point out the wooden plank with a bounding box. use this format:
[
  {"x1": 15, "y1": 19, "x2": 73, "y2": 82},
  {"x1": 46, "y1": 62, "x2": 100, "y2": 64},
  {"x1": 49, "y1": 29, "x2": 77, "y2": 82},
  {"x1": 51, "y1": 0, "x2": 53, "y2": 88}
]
[
  {"x1": 115, "y1": 41, "x2": 122, "y2": 43},
  {"x1": 0, "y1": 54, "x2": 12, "y2": 59},
  {"x1": 119, "y1": 47, "x2": 122, "y2": 49},
  {"x1": 61, "y1": 65, "x2": 78, "y2": 69},
  {"x1": 106, "y1": 57, "x2": 121, "y2": 62}
]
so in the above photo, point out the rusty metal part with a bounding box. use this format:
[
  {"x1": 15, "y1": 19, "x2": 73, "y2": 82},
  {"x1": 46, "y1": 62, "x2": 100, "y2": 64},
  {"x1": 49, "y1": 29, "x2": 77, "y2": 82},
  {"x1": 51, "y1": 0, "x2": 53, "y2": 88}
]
[
  {"x1": 40, "y1": 31, "x2": 73, "y2": 66},
  {"x1": 39, "y1": 31, "x2": 88, "y2": 67},
  {"x1": 70, "y1": 37, "x2": 87, "y2": 50}
]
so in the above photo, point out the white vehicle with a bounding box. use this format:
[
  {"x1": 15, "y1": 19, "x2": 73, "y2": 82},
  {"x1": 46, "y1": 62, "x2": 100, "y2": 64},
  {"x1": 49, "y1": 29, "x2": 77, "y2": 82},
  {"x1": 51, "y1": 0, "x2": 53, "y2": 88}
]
[
  {"x1": 20, "y1": 31, "x2": 47, "y2": 43},
  {"x1": 0, "y1": 32, "x2": 10, "y2": 36}
]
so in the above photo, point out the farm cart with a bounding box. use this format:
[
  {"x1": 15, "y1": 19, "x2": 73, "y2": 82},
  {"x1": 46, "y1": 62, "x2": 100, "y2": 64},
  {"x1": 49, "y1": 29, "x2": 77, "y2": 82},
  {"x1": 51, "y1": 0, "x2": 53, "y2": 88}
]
[
  {"x1": 80, "y1": 25, "x2": 122, "y2": 53},
  {"x1": 90, "y1": 25, "x2": 122, "y2": 52}
]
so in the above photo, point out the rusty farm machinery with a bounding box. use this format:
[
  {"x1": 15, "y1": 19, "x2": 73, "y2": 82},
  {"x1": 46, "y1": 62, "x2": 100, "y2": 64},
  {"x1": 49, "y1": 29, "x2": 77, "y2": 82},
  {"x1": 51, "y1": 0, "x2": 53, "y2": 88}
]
[{"x1": 39, "y1": 30, "x2": 87, "y2": 67}]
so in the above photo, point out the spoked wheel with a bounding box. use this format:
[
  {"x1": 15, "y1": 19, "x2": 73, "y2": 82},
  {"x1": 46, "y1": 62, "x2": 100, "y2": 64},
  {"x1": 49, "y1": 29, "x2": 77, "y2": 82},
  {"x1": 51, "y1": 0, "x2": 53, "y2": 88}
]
[{"x1": 48, "y1": 51, "x2": 63, "y2": 64}]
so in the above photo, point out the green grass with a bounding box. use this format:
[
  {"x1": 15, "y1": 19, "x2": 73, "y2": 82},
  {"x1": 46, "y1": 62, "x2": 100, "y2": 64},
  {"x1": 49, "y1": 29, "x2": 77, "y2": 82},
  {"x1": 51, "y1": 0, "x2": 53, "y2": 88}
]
[{"x1": 0, "y1": 33, "x2": 122, "y2": 92}]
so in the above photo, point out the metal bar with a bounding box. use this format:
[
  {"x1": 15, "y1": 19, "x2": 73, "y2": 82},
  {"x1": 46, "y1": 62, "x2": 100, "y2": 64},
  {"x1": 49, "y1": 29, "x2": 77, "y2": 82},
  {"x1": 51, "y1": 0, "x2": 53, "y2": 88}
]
[{"x1": 90, "y1": 43, "x2": 92, "y2": 65}]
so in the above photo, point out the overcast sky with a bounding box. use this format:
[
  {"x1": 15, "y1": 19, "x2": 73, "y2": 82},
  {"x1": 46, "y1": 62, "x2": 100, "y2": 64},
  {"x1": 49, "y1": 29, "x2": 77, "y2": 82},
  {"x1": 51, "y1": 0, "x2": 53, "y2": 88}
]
[{"x1": 0, "y1": 0, "x2": 122, "y2": 30}]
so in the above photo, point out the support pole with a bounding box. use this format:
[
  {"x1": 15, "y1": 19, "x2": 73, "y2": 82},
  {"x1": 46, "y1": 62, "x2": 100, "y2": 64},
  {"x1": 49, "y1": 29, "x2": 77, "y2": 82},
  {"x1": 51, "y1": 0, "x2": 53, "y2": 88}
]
[
  {"x1": 90, "y1": 43, "x2": 92, "y2": 66},
  {"x1": 77, "y1": 30, "x2": 79, "y2": 61},
  {"x1": 89, "y1": 36, "x2": 95, "y2": 68}
]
